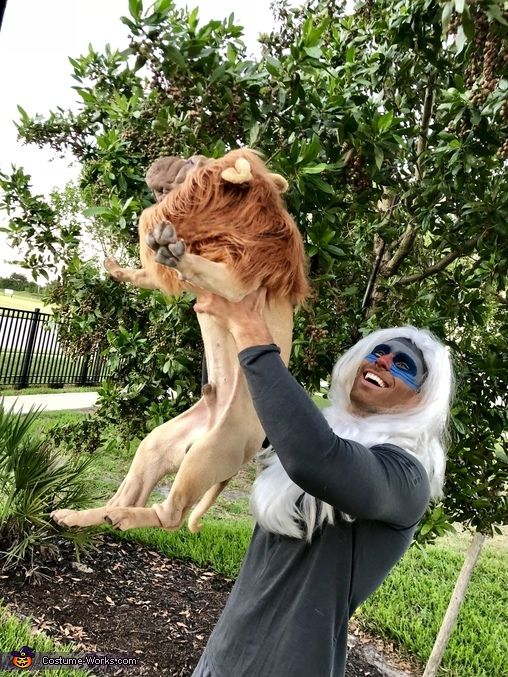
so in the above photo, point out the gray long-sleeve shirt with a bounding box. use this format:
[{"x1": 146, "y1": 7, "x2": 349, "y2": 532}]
[{"x1": 205, "y1": 345, "x2": 431, "y2": 677}]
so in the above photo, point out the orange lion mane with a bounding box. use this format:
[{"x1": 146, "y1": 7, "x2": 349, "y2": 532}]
[{"x1": 138, "y1": 148, "x2": 311, "y2": 305}]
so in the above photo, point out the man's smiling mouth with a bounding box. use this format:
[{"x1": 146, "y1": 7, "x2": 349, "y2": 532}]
[{"x1": 363, "y1": 371, "x2": 388, "y2": 388}]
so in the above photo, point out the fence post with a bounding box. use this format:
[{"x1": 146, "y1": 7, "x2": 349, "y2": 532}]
[
  {"x1": 19, "y1": 308, "x2": 40, "y2": 389},
  {"x1": 78, "y1": 354, "x2": 90, "y2": 385}
]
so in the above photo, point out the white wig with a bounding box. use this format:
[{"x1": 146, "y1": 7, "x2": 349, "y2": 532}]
[{"x1": 250, "y1": 326, "x2": 454, "y2": 541}]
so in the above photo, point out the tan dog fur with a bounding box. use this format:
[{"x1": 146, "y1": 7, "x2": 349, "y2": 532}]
[{"x1": 51, "y1": 149, "x2": 310, "y2": 533}]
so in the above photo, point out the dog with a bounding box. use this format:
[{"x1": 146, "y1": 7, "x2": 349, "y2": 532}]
[{"x1": 52, "y1": 149, "x2": 310, "y2": 533}]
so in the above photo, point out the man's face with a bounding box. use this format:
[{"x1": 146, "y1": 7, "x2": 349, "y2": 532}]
[{"x1": 349, "y1": 339, "x2": 426, "y2": 415}]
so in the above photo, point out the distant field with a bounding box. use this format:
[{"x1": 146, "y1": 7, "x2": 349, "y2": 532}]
[{"x1": 0, "y1": 291, "x2": 53, "y2": 313}]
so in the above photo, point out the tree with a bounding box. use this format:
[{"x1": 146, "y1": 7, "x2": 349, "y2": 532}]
[{"x1": 0, "y1": 272, "x2": 37, "y2": 292}]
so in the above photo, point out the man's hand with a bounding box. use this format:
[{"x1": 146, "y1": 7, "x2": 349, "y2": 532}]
[{"x1": 194, "y1": 288, "x2": 274, "y2": 351}]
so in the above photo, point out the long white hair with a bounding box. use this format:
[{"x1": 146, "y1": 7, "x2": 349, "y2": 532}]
[{"x1": 250, "y1": 326, "x2": 454, "y2": 541}]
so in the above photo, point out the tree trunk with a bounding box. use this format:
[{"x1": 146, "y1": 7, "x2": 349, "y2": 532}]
[{"x1": 423, "y1": 531, "x2": 486, "y2": 677}]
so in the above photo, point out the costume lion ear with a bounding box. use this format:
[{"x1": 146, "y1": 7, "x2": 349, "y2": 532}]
[
  {"x1": 267, "y1": 173, "x2": 289, "y2": 193},
  {"x1": 221, "y1": 158, "x2": 252, "y2": 184}
]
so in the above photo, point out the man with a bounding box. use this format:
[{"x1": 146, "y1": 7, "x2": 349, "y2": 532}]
[{"x1": 190, "y1": 289, "x2": 453, "y2": 677}]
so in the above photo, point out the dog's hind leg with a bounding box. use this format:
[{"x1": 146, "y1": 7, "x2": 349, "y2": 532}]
[
  {"x1": 148, "y1": 426, "x2": 253, "y2": 530},
  {"x1": 51, "y1": 401, "x2": 210, "y2": 529},
  {"x1": 187, "y1": 479, "x2": 231, "y2": 533}
]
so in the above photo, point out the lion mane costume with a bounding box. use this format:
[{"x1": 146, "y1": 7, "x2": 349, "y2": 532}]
[{"x1": 52, "y1": 148, "x2": 310, "y2": 533}]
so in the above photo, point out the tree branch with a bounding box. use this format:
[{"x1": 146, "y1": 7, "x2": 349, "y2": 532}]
[
  {"x1": 383, "y1": 219, "x2": 418, "y2": 277},
  {"x1": 396, "y1": 232, "x2": 487, "y2": 286},
  {"x1": 416, "y1": 78, "x2": 435, "y2": 180},
  {"x1": 361, "y1": 236, "x2": 386, "y2": 318},
  {"x1": 382, "y1": 77, "x2": 436, "y2": 278}
]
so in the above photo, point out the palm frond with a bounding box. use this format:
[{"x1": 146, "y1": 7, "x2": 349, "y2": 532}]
[{"x1": 0, "y1": 401, "x2": 97, "y2": 574}]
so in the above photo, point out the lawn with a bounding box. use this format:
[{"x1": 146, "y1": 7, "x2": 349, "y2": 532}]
[
  {"x1": 0, "y1": 385, "x2": 98, "y2": 396},
  {"x1": 0, "y1": 409, "x2": 507, "y2": 676},
  {"x1": 0, "y1": 291, "x2": 53, "y2": 313}
]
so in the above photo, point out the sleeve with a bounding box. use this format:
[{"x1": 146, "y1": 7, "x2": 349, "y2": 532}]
[{"x1": 238, "y1": 344, "x2": 430, "y2": 528}]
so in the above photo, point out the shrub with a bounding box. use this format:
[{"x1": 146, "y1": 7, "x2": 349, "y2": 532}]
[{"x1": 0, "y1": 401, "x2": 97, "y2": 579}]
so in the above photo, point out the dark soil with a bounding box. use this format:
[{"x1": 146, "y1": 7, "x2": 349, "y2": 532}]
[{"x1": 1, "y1": 534, "x2": 387, "y2": 676}]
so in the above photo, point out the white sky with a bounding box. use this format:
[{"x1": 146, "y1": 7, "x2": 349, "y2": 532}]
[{"x1": 0, "y1": 0, "x2": 278, "y2": 276}]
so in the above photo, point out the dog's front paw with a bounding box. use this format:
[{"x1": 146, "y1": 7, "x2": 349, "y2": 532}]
[
  {"x1": 103, "y1": 507, "x2": 134, "y2": 531},
  {"x1": 104, "y1": 256, "x2": 122, "y2": 280},
  {"x1": 103, "y1": 507, "x2": 161, "y2": 531},
  {"x1": 146, "y1": 221, "x2": 186, "y2": 269},
  {"x1": 51, "y1": 508, "x2": 81, "y2": 528}
]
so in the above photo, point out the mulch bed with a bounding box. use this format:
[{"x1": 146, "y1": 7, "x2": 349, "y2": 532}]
[{"x1": 1, "y1": 534, "x2": 387, "y2": 676}]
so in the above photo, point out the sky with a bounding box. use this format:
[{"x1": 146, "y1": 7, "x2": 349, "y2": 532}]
[{"x1": 0, "y1": 0, "x2": 278, "y2": 277}]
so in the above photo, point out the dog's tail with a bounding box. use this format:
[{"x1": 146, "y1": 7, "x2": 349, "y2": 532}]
[{"x1": 187, "y1": 479, "x2": 231, "y2": 533}]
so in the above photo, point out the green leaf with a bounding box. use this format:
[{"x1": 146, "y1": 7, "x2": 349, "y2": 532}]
[
  {"x1": 441, "y1": 2, "x2": 453, "y2": 32},
  {"x1": 377, "y1": 111, "x2": 394, "y2": 133},
  {"x1": 302, "y1": 163, "x2": 328, "y2": 174},
  {"x1": 249, "y1": 122, "x2": 260, "y2": 146},
  {"x1": 300, "y1": 134, "x2": 322, "y2": 164},
  {"x1": 419, "y1": 522, "x2": 433, "y2": 536},
  {"x1": 154, "y1": 0, "x2": 173, "y2": 15},
  {"x1": 165, "y1": 45, "x2": 186, "y2": 68},
  {"x1": 462, "y1": 10, "x2": 475, "y2": 40},
  {"x1": 209, "y1": 63, "x2": 229, "y2": 85},
  {"x1": 305, "y1": 20, "x2": 329, "y2": 47},
  {"x1": 83, "y1": 206, "x2": 110, "y2": 217},
  {"x1": 265, "y1": 55, "x2": 282, "y2": 76},
  {"x1": 133, "y1": 55, "x2": 147, "y2": 72},
  {"x1": 345, "y1": 47, "x2": 355, "y2": 64},
  {"x1": 129, "y1": 0, "x2": 143, "y2": 20},
  {"x1": 307, "y1": 175, "x2": 334, "y2": 195},
  {"x1": 326, "y1": 245, "x2": 345, "y2": 256},
  {"x1": 227, "y1": 44, "x2": 237, "y2": 63},
  {"x1": 304, "y1": 46, "x2": 322, "y2": 60},
  {"x1": 487, "y1": 4, "x2": 508, "y2": 25},
  {"x1": 454, "y1": 0, "x2": 465, "y2": 14},
  {"x1": 374, "y1": 146, "x2": 384, "y2": 170},
  {"x1": 188, "y1": 7, "x2": 199, "y2": 31},
  {"x1": 16, "y1": 105, "x2": 30, "y2": 124}
]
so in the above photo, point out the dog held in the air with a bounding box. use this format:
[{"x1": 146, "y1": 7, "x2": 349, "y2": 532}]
[{"x1": 51, "y1": 149, "x2": 310, "y2": 533}]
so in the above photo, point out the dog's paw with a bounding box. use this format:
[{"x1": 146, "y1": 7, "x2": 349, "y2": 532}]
[
  {"x1": 103, "y1": 507, "x2": 152, "y2": 531},
  {"x1": 103, "y1": 507, "x2": 131, "y2": 531},
  {"x1": 51, "y1": 509, "x2": 81, "y2": 528},
  {"x1": 104, "y1": 256, "x2": 122, "y2": 279},
  {"x1": 146, "y1": 221, "x2": 186, "y2": 268}
]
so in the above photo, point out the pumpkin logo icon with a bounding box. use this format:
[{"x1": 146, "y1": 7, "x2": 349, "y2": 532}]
[{"x1": 11, "y1": 646, "x2": 35, "y2": 669}]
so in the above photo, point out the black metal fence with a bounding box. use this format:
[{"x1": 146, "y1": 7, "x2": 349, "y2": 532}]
[{"x1": 0, "y1": 306, "x2": 110, "y2": 388}]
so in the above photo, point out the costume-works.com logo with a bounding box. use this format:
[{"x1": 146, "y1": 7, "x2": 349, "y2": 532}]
[{"x1": 10, "y1": 646, "x2": 34, "y2": 669}]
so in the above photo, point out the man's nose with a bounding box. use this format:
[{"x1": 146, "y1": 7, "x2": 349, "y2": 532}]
[{"x1": 375, "y1": 353, "x2": 394, "y2": 369}]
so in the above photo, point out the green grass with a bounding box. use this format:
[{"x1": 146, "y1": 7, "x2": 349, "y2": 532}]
[
  {"x1": 0, "y1": 291, "x2": 52, "y2": 313},
  {"x1": 0, "y1": 605, "x2": 91, "y2": 676},
  {"x1": 28, "y1": 411, "x2": 88, "y2": 438},
  {"x1": 355, "y1": 545, "x2": 508, "y2": 676},
  {"x1": 111, "y1": 519, "x2": 253, "y2": 579},
  {"x1": 0, "y1": 385, "x2": 98, "y2": 396}
]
